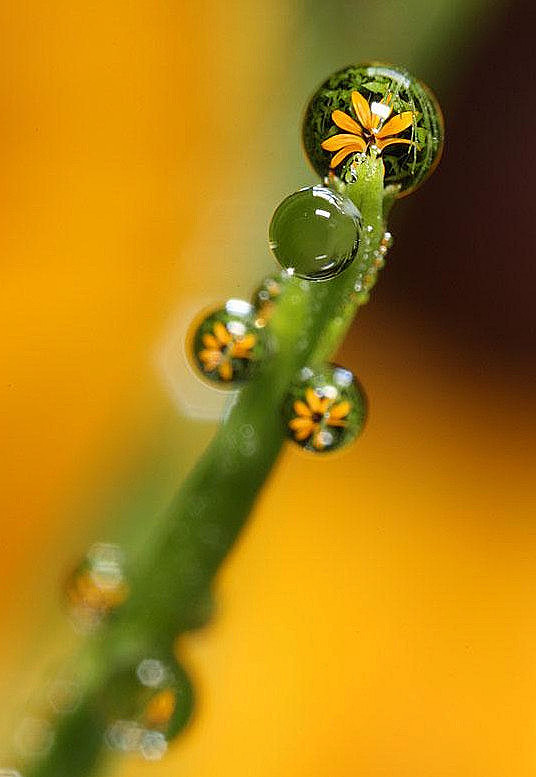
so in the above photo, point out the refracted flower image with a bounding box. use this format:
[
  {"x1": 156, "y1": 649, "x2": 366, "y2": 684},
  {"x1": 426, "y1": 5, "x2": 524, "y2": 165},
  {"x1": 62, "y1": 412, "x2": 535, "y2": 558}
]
[
  {"x1": 321, "y1": 90, "x2": 416, "y2": 168},
  {"x1": 289, "y1": 387, "x2": 352, "y2": 450},
  {"x1": 283, "y1": 364, "x2": 367, "y2": 454},
  {"x1": 190, "y1": 300, "x2": 264, "y2": 386}
]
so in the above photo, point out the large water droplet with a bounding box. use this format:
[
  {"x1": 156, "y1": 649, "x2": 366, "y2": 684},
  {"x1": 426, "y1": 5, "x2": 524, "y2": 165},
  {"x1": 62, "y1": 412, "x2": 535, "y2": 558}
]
[
  {"x1": 269, "y1": 186, "x2": 361, "y2": 281},
  {"x1": 283, "y1": 363, "x2": 367, "y2": 454},
  {"x1": 302, "y1": 63, "x2": 444, "y2": 196}
]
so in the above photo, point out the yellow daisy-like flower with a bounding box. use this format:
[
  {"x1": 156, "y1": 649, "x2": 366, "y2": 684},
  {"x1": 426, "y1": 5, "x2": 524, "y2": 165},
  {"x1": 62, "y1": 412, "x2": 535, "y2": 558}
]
[
  {"x1": 198, "y1": 320, "x2": 256, "y2": 381},
  {"x1": 288, "y1": 387, "x2": 351, "y2": 450},
  {"x1": 321, "y1": 90, "x2": 416, "y2": 168}
]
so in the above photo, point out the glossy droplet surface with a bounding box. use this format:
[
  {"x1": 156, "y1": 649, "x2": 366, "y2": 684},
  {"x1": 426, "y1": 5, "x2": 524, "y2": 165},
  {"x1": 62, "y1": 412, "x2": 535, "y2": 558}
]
[
  {"x1": 303, "y1": 63, "x2": 444, "y2": 196},
  {"x1": 251, "y1": 275, "x2": 284, "y2": 325},
  {"x1": 269, "y1": 186, "x2": 361, "y2": 281},
  {"x1": 283, "y1": 364, "x2": 367, "y2": 454},
  {"x1": 190, "y1": 300, "x2": 264, "y2": 387},
  {"x1": 65, "y1": 543, "x2": 128, "y2": 631},
  {"x1": 105, "y1": 656, "x2": 193, "y2": 761}
]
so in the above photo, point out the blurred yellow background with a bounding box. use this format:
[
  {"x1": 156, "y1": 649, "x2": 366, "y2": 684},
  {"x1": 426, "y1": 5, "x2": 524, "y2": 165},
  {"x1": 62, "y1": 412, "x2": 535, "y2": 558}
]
[{"x1": 1, "y1": 0, "x2": 535, "y2": 775}]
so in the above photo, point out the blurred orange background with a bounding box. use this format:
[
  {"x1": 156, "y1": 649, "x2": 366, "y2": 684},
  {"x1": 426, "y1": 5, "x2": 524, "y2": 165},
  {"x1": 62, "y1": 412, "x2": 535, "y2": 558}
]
[{"x1": 1, "y1": 0, "x2": 535, "y2": 775}]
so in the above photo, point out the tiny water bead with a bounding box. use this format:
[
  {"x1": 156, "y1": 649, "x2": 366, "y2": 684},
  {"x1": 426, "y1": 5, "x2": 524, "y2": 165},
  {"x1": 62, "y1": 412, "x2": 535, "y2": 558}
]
[
  {"x1": 105, "y1": 656, "x2": 193, "y2": 761},
  {"x1": 251, "y1": 275, "x2": 283, "y2": 325},
  {"x1": 283, "y1": 364, "x2": 367, "y2": 453},
  {"x1": 65, "y1": 543, "x2": 129, "y2": 631},
  {"x1": 302, "y1": 63, "x2": 444, "y2": 196},
  {"x1": 269, "y1": 186, "x2": 361, "y2": 281},
  {"x1": 190, "y1": 300, "x2": 265, "y2": 386}
]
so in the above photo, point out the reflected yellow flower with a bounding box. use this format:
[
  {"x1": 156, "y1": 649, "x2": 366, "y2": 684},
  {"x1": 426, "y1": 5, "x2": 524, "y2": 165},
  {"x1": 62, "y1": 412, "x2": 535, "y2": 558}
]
[
  {"x1": 288, "y1": 387, "x2": 351, "y2": 450},
  {"x1": 321, "y1": 90, "x2": 416, "y2": 168},
  {"x1": 198, "y1": 321, "x2": 256, "y2": 381}
]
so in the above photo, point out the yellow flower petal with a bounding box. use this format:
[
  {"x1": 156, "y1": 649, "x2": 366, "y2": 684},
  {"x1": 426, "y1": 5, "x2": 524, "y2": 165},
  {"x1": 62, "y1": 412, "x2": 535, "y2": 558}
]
[
  {"x1": 328, "y1": 400, "x2": 351, "y2": 420},
  {"x1": 199, "y1": 348, "x2": 221, "y2": 365},
  {"x1": 202, "y1": 333, "x2": 219, "y2": 349},
  {"x1": 305, "y1": 387, "x2": 323, "y2": 414},
  {"x1": 295, "y1": 427, "x2": 314, "y2": 441},
  {"x1": 331, "y1": 109, "x2": 363, "y2": 135},
  {"x1": 375, "y1": 137, "x2": 414, "y2": 152},
  {"x1": 351, "y1": 91, "x2": 372, "y2": 131},
  {"x1": 237, "y1": 333, "x2": 256, "y2": 350},
  {"x1": 376, "y1": 111, "x2": 414, "y2": 139},
  {"x1": 293, "y1": 400, "x2": 312, "y2": 418},
  {"x1": 231, "y1": 345, "x2": 254, "y2": 359},
  {"x1": 218, "y1": 360, "x2": 233, "y2": 381},
  {"x1": 329, "y1": 143, "x2": 365, "y2": 168},
  {"x1": 322, "y1": 133, "x2": 364, "y2": 152},
  {"x1": 289, "y1": 417, "x2": 315, "y2": 432},
  {"x1": 213, "y1": 321, "x2": 232, "y2": 345}
]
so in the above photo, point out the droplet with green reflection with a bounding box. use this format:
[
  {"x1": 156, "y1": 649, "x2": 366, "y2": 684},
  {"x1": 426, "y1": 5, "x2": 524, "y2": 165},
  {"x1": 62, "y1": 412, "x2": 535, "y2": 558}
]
[{"x1": 268, "y1": 186, "x2": 361, "y2": 281}]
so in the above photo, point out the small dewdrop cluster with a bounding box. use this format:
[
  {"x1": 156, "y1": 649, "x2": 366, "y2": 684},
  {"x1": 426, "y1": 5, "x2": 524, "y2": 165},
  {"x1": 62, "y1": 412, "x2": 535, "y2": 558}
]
[
  {"x1": 283, "y1": 364, "x2": 367, "y2": 454},
  {"x1": 105, "y1": 657, "x2": 193, "y2": 762},
  {"x1": 303, "y1": 63, "x2": 444, "y2": 196},
  {"x1": 65, "y1": 543, "x2": 129, "y2": 631},
  {"x1": 352, "y1": 228, "x2": 395, "y2": 304},
  {"x1": 190, "y1": 299, "x2": 265, "y2": 387},
  {"x1": 269, "y1": 186, "x2": 361, "y2": 281}
]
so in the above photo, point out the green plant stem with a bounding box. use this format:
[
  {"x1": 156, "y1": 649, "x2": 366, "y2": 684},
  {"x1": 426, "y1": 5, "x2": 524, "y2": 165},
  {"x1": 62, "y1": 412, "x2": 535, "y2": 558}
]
[{"x1": 25, "y1": 157, "x2": 386, "y2": 777}]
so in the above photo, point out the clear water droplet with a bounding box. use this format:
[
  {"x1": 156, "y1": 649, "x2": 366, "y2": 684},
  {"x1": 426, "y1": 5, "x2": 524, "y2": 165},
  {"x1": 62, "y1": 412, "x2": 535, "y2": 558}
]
[
  {"x1": 189, "y1": 301, "x2": 265, "y2": 387},
  {"x1": 105, "y1": 655, "x2": 193, "y2": 760},
  {"x1": 283, "y1": 363, "x2": 367, "y2": 454},
  {"x1": 269, "y1": 186, "x2": 361, "y2": 281},
  {"x1": 65, "y1": 543, "x2": 129, "y2": 632}
]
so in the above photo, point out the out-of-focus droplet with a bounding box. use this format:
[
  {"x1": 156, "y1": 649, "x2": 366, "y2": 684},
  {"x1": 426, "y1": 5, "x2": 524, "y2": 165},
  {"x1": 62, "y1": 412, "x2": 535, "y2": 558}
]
[
  {"x1": 283, "y1": 363, "x2": 367, "y2": 454},
  {"x1": 15, "y1": 717, "x2": 54, "y2": 758},
  {"x1": 65, "y1": 543, "x2": 128, "y2": 631},
  {"x1": 0, "y1": 769, "x2": 23, "y2": 776},
  {"x1": 140, "y1": 730, "x2": 168, "y2": 761},
  {"x1": 189, "y1": 300, "x2": 264, "y2": 387},
  {"x1": 47, "y1": 670, "x2": 82, "y2": 714},
  {"x1": 251, "y1": 276, "x2": 283, "y2": 325},
  {"x1": 303, "y1": 63, "x2": 444, "y2": 196},
  {"x1": 269, "y1": 186, "x2": 361, "y2": 281},
  {"x1": 105, "y1": 655, "x2": 193, "y2": 761},
  {"x1": 382, "y1": 231, "x2": 394, "y2": 250}
]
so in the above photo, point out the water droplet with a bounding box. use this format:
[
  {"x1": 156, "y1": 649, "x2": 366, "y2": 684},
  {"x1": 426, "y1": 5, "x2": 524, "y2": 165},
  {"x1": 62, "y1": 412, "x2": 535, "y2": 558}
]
[
  {"x1": 382, "y1": 231, "x2": 394, "y2": 249},
  {"x1": 269, "y1": 186, "x2": 361, "y2": 281},
  {"x1": 302, "y1": 63, "x2": 444, "y2": 196},
  {"x1": 283, "y1": 363, "x2": 367, "y2": 454},
  {"x1": 136, "y1": 659, "x2": 168, "y2": 689},
  {"x1": 140, "y1": 730, "x2": 168, "y2": 761},
  {"x1": 47, "y1": 671, "x2": 82, "y2": 713},
  {"x1": 105, "y1": 655, "x2": 194, "y2": 760},
  {"x1": 15, "y1": 717, "x2": 54, "y2": 758},
  {"x1": 65, "y1": 543, "x2": 129, "y2": 632},
  {"x1": 251, "y1": 276, "x2": 284, "y2": 327},
  {"x1": 189, "y1": 301, "x2": 265, "y2": 387}
]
